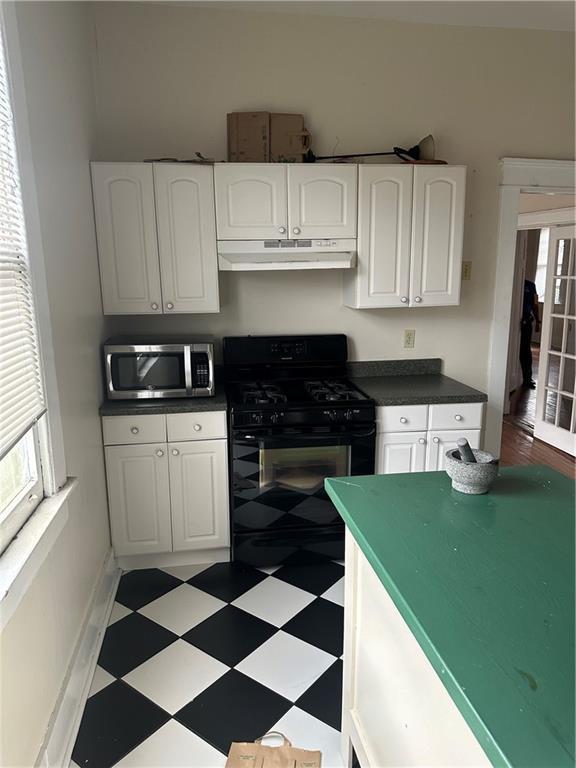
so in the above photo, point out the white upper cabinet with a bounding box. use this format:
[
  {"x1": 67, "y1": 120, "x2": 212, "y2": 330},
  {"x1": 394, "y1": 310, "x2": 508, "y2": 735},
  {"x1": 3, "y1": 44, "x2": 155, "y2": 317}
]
[
  {"x1": 91, "y1": 163, "x2": 162, "y2": 315},
  {"x1": 154, "y1": 164, "x2": 219, "y2": 313},
  {"x1": 214, "y1": 164, "x2": 288, "y2": 239},
  {"x1": 169, "y1": 439, "x2": 230, "y2": 551},
  {"x1": 287, "y1": 165, "x2": 358, "y2": 239},
  {"x1": 344, "y1": 165, "x2": 412, "y2": 308},
  {"x1": 410, "y1": 166, "x2": 466, "y2": 307}
]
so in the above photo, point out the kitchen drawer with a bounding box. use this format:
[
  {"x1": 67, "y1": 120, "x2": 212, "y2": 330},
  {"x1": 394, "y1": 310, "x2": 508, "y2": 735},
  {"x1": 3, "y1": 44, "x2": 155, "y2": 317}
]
[
  {"x1": 102, "y1": 414, "x2": 167, "y2": 446},
  {"x1": 377, "y1": 405, "x2": 428, "y2": 433},
  {"x1": 428, "y1": 403, "x2": 484, "y2": 431},
  {"x1": 167, "y1": 411, "x2": 227, "y2": 442}
]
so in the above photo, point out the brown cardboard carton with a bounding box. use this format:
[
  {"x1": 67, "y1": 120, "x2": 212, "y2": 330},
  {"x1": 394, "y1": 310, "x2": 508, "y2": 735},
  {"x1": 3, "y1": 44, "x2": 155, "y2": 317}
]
[
  {"x1": 228, "y1": 112, "x2": 270, "y2": 162},
  {"x1": 270, "y1": 113, "x2": 310, "y2": 162}
]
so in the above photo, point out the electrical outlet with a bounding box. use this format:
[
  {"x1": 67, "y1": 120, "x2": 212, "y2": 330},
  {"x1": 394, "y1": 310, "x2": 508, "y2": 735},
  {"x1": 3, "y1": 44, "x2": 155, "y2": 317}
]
[
  {"x1": 462, "y1": 261, "x2": 472, "y2": 281},
  {"x1": 404, "y1": 329, "x2": 416, "y2": 349}
]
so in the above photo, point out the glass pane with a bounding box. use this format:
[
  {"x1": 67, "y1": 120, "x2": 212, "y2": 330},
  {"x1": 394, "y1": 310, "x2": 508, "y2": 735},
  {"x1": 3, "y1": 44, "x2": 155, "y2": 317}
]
[
  {"x1": 561, "y1": 357, "x2": 575, "y2": 394},
  {"x1": 546, "y1": 354, "x2": 561, "y2": 389},
  {"x1": 555, "y1": 240, "x2": 569, "y2": 276},
  {"x1": 550, "y1": 317, "x2": 565, "y2": 351},
  {"x1": 558, "y1": 395, "x2": 573, "y2": 430},
  {"x1": 568, "y1": 280, "x2": 575, "y2": 317},
  {"x1": 112, "y1": 353, "x2": 185, "y2": 391},
  {"x1": 0, "y1": 430, "x2": 38, "y2": 519},
  {"x1": 553, "y1": 279, "x2": 568, "y2": 314},
  {"x1": 544, "y1": 389, "x2": 558, "y2": 424},
  {"x1": 564, "y1": 321, "x2": 576, "y2": 355},
  {"x1": 260, "y1": 445, "x2": 350, "y2": 493}
]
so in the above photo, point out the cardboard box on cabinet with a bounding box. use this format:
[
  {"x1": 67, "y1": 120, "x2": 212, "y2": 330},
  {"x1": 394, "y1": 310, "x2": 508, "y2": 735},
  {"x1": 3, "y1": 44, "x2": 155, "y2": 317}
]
[{"x1": 227, "y1": 111, "x2": 310, "y2": 162}]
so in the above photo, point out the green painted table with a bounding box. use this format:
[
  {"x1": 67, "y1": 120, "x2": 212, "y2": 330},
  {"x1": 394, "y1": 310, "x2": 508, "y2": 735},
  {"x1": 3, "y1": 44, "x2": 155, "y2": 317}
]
[{"x1": 325, "y1": 465, "x2": 575, "y2": 768}]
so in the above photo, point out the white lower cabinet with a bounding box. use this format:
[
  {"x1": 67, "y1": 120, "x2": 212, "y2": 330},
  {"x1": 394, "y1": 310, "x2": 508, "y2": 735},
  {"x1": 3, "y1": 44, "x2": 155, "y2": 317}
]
[
  {"x1": 169, "y1": 440, "x2": 229, "y2": 551},
  {"x1": 105, "y1": 442, "x2": 172, "y2": 556},
  {"x1": 103, "y1": 412, "x2": 229, "y2": 558},
  {"x1": 426, "y1": 429, "x2": 481, "y2": 471},
  {"x1": 376, "y1": 432, "x2": 427, "y2": 474}
]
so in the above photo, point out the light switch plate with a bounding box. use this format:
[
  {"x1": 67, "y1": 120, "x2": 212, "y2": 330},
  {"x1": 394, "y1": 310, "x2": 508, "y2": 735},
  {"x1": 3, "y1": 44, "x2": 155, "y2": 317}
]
[
  {"x1": 404, "y1": 329, "x2": 416, "y2": 349},
  {"x1": 462, "y1": 261, "x2": 472, "y2": 280}
]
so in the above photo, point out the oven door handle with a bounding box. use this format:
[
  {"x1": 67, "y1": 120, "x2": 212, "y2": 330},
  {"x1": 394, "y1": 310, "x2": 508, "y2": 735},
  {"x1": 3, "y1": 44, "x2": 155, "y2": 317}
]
[{"x1": 235, "y1": 427, "x2": 376, "y2": 442}]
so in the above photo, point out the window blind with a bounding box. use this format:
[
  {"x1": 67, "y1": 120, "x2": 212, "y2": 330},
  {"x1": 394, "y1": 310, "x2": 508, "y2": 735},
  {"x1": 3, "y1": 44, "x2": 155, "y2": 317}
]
[{"x1": 0, "y1": 25, "x2": 45, "y2": 460}]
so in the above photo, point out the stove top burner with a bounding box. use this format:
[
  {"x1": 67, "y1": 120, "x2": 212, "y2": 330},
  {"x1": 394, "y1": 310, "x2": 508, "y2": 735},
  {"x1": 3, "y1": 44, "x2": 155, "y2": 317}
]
[
  {"x1": 240, "y1": 382, "x2": 288, "y2": 406},
  {"x1": 305, "y1": 380, "x2": 365, "y2": 402},
  {"x1": 234, "y1": 378, "x2": 369, "y2": 408}
]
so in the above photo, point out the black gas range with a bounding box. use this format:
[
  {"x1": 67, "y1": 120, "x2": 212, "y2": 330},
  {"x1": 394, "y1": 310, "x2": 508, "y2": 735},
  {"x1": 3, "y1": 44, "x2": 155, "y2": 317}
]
[{"x1": 224, "y1": 334, "x2": 376, "y2": 566}]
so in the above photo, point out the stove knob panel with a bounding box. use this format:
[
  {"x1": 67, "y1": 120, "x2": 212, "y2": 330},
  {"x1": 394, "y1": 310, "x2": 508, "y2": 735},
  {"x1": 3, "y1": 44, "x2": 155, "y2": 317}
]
[{"x1": 249, "y1": 412, "x2": 263, "y2": 425}]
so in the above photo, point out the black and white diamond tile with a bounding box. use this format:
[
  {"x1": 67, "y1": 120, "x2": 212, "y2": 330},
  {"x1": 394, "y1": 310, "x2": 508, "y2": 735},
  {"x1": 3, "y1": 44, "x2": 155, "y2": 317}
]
[{"x1": 72, "y1": 562, "x2": 346, "y2": 767}]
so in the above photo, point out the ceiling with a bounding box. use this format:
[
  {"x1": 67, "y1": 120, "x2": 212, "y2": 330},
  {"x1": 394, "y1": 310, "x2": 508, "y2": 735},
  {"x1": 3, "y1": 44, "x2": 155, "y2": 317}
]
[{"x1": 181, "y1": 1, "x2": 575, "y2": 32}]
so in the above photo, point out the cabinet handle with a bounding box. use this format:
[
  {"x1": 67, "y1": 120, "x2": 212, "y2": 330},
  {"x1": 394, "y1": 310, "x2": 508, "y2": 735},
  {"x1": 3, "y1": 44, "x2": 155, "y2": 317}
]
[
  {"x1": 414, "y1": 296, "x2": 422, "y2": 303},
  {"x1": 454, "y1": 414, "x2": 463, "y2": 421},
  {"x1": 399, "y1": 417, "x2": 408, "y2": 424},
  {"x1": 292, "y1": 227, "x2": 301, "y2": 235},
  {"x1": 151, "y1": 302, "x2": 159, "y2": 310},
  {"x1": 193, "y1": 424, "x2": 202, "y2": 432},
  {"x1": 155, "y1": 449, "x2": 164, "y2": 457},
  {"x1": 171, "y1": 448, "x2": 179, "y2": 456},
  {"x1": 433, "y1": 437, "x2": 440, "y2": 444},
  {"x1": 418, "y1": 438, "x2": 426, "y2": 445},
  {"x1": 401, "y1": 297, "x2": 408, "y2": 304},
  {"x1": 278, "y1": 226, "x2": 286, "y2": 234},
  {"x1": 166, "y1": 302, "x2": 174, "y2": 310},
  {"x1": 130, "y1": 426, "x2": 139, "y2": 434}
]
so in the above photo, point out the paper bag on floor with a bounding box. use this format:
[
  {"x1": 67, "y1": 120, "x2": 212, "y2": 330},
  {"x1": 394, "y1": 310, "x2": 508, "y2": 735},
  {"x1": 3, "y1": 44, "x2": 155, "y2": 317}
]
[{"x1": 226, "y1": 731, "x2": 322, "y2": 768}]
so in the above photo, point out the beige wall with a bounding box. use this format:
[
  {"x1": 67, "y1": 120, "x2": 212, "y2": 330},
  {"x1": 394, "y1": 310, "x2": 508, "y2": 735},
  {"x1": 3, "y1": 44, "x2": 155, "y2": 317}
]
[
  {"x1": 0, "y1": 4, "x2": 110, "y2": 766},
  {"x1": 93, "y1": 3, "x2": 574, "y2": 391}
]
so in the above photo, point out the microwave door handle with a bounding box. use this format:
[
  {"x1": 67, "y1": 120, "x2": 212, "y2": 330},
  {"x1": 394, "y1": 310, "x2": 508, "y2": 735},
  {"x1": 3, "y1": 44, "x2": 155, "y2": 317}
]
[
  {"x1": 105, "y1": 353, "x2": 114, "y2": 396},
  {"x1": 184, "y1": 345, "x2": 193, "y2": 395}
]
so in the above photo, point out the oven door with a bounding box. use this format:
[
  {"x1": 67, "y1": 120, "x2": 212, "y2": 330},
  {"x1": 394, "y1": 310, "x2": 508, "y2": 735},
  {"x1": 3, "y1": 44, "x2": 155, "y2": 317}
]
[
  {"x1": 231, "y1": 425, "x2": 376, "y2": 535},
  {"x1": 105, "y1": 345, "x2": 190, "y2": 399}
]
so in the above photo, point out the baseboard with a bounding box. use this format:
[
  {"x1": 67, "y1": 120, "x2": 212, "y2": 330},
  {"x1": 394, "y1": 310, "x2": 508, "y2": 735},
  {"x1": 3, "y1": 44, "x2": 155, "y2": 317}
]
[
  {"x1": 37, "y1": 548, "x2": 120, "y2": 768},
  {"x1": 117, "y1": 546, "x2": 230, "y2": 571}
]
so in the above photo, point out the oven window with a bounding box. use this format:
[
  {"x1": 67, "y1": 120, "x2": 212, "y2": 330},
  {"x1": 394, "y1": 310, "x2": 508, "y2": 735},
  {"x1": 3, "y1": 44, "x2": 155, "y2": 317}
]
[
  {"x1": 260, "y1": 445, "x2": 350, "y2": 494},
  {"x1": 112, "y1": 353, "x2": 185, "y2": 391}
]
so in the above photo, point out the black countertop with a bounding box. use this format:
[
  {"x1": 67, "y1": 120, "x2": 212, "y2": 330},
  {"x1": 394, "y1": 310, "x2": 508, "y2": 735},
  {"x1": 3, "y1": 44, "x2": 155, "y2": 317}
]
[
  {"x1": 351, "y1": 374, "x2": 487, "y2": 406},
  {"x1": 99, "y1": 385, "x2": 228, "y2": 416}
]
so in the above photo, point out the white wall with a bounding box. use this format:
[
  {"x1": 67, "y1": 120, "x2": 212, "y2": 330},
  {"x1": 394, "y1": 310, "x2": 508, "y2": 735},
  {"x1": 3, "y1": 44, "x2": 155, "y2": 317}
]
[
  {"x1": 92, "y1": 3, "x2": 574, "y2": 392},
  {"x1": 0, "y1": 4, "x2": 110, "y2": 766}
]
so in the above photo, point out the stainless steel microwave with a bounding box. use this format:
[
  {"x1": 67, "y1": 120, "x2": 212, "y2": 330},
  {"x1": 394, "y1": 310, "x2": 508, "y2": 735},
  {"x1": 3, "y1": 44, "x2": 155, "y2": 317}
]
[{"x1": 103, "y1": 337, "x2": 214, "y2": 399}]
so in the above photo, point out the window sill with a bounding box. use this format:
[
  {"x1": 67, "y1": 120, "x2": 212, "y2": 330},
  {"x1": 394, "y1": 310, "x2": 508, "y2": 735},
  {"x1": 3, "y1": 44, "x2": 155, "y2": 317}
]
[{"x1": 0, "y1": 477, "x2": 78, "y2": 631}]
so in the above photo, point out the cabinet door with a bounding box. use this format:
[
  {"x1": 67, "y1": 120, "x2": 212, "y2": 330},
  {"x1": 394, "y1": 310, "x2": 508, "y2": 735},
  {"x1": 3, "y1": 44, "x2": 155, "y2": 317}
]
[
  {"x1": 214, "y1": 164, "x2": 287, "y2": 239},
  {"x1": 169, "y1": 440, "x2": 230, "y2": 551},
  {"x1": 154, "y1": 164, "x2": 219, "y2": 313},
  {"x1": 376, "y1": 432, "x2": 427, "y2": 474},
  {"x1": 288, "y1": 165, "x2": 358, "y2": 239},
  {"x1": 426, "y1": 429, "x2": 481, "y2": 472},
  {"x1": 91, "y1": 163, "x2": 162, "y2": 315},
  {"x1": 345, "y1": 165, "x2": 412, "y2": 308},
  {"x1": 105, "y1": 443, "x2": 171, "y2": 556},
  {"x1": 410, "y1": 166, "x2": 466, "y2": 307}
]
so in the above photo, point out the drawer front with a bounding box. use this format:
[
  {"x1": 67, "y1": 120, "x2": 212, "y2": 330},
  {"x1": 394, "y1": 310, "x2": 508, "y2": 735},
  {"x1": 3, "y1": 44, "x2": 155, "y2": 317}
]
[
  {"x1": 102, "y1": 415, "x2": 167, "y2": 446},
  {"x1": 167, "y1": 411, "x2": 227, "y2": 442},
  {"x1": 428, "y1": 403, "x2": 484, "y2": 431},
  {"x1": 377, "y1": 405, "x2": 428, "y2": 432}
]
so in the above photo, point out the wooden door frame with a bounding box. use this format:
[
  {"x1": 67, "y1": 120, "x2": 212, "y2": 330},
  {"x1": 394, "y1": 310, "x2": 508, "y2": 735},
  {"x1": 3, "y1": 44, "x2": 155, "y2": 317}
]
[{"x1": 485, "y1": 158, "x2": 575, "y2": 455}]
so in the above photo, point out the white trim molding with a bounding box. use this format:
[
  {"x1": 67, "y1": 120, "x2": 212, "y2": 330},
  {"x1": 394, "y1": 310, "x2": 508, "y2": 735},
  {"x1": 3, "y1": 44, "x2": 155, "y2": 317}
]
[
  {"x1": 485, "y1": 158, "x2": 576, "y2": 455},
  {"x1": 517, "y1": 207, "x2": 575, "y2": 229},
  {"x1": 37, "y1": 549, "x2": 120, "y2": 768}
]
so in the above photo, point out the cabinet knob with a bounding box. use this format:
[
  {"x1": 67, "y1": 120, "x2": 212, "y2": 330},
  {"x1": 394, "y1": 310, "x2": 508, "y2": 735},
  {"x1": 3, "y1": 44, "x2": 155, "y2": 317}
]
[
  {"x1": 433, "y1": 437, "x2": 440, "y2": 444},
  {"x1": 401, "y1": 296, "x2": 408, "y2": 304},
  {"x1": 193, "y1": 424, "x2": 202, "y2": 432},
  {"x1": 399, "y1": 417, "x2": 408, "y2": 424},
  {"x1": 278, "y1": 226, "x2": 286, "y2": 234},
  {"x1": 454, "y1": 414, "x2": 463, "y2": 421},
  {"x1": 130, "y1": 426, "x2": 139, "y2": 434},
  {"x1": 418, "y1": 438, "x2": 426, "y2": 445},
  {"x1": 155, "y1": 449, "x2": 164, "y2": 457},
  {"x1": 414, "y1": 296, "x2": 422, "y2": 303},
  {"x1": 171, "y1": 448, "x2": 179, "y2": 456},
  {"x1": 166, "y1": 302, "x2": 174, "y2": 310},
  {"x1": 292, "y1": 227, "x2": 301, "y2": 235},
  {"x1": 151, "y1": 302, "x2": 159, "y2": 310}
]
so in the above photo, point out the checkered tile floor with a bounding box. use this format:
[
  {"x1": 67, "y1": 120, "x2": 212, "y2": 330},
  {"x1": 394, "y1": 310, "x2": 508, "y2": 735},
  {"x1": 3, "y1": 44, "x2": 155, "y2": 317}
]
[{"x1": 71, "y1": 560, "x2": 345, "y2": 768}]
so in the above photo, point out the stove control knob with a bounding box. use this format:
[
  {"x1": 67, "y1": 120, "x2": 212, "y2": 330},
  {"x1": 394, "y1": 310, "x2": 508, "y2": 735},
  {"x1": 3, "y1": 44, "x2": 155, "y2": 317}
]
[
  {"x1": 269, "y1": 412, "x2": 280, "y2": 424},
  {"x1": 324, "y1": 409, "x2": 338, "y2": 421},
  {"x1": 250, "y1": 412, "x2": 263, "y2": 425}
]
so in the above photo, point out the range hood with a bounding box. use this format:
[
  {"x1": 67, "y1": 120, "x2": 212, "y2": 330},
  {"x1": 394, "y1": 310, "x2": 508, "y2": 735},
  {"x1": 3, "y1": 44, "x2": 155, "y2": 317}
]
[{"x1": 218, "y1": 238, "x2": 357, "y2": 271}]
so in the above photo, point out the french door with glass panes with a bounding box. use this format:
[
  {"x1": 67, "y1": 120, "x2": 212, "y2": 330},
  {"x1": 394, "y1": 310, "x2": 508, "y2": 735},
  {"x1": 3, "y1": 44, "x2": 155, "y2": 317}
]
[{"x1": 534, "y1": 226, "x2": 576, "y2": 455}]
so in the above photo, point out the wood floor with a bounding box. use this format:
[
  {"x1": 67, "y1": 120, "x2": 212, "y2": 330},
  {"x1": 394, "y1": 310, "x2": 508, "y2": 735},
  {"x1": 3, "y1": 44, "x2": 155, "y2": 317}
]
[{"x1": 503, "y1": 347, "x2": 575, "y2": 479}]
